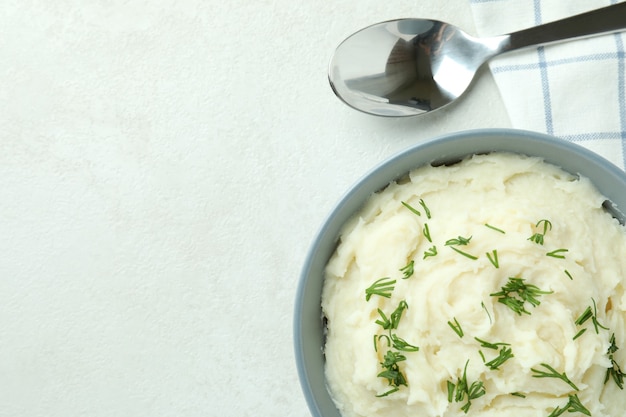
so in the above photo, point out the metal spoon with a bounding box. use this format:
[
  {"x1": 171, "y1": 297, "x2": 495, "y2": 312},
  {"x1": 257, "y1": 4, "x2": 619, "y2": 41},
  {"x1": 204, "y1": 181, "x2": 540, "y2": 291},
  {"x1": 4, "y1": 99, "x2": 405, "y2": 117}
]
[{"x1": 329, "y1": 3, "x2": 626, "y2": 117}]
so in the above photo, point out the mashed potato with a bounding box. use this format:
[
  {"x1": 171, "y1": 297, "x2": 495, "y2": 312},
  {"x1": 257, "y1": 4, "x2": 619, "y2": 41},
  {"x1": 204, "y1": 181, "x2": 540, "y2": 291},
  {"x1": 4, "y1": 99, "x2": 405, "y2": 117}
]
[{"x1": 322, "y1": 153, "x2": 626, "y2": 417}]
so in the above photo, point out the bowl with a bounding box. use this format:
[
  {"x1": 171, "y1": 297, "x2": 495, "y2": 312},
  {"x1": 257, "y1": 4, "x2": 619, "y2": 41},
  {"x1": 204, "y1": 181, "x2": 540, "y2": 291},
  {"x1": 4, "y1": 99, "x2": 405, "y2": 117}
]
[{"x1": 293, "y1": 128, "x2": 626, "y2": 417}]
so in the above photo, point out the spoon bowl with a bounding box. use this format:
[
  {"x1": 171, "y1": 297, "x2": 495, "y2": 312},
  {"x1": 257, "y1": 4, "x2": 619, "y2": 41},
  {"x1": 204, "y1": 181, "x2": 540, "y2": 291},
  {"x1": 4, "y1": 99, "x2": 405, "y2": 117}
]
[
  {"x1": 329, "y1": 3, "x2": 626, "y2": 117},
  {"x1": 329, "y1": 19, "x2": 504, "y2": 116}
]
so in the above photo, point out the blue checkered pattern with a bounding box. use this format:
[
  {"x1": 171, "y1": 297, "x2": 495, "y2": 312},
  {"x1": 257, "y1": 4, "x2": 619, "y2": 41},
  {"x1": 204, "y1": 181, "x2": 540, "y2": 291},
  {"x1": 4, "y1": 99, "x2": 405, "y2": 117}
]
[{"x1": 469, "y1": 0, "x2": 626, "y2": 169}]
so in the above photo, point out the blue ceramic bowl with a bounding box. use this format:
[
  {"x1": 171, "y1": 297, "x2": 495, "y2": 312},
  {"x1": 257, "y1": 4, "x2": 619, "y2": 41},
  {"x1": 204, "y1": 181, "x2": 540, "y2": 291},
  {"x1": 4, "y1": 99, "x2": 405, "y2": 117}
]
[{"x1": 293, "y1": 128, "x2": 626, "y2": 417}]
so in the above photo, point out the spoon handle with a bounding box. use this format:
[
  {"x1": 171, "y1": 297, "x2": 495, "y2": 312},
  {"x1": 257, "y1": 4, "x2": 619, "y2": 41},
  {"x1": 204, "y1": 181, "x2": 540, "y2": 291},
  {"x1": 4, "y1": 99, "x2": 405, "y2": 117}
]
[{"x1": 504, "y1": 2, "x2": 626, "y2": 52}]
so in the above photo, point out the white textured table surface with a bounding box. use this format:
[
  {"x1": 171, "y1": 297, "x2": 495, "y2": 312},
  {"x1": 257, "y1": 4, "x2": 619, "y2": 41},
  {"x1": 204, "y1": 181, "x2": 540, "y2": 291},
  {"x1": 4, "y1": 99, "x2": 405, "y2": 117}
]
[{"x1": 0, "y1": 1, "x2": 510, "y2": 416}]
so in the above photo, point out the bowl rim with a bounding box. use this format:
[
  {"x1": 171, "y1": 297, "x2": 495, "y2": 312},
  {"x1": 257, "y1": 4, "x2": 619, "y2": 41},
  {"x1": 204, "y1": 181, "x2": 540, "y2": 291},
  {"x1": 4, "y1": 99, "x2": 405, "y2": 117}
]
[{"x1": 293, "y1": 128, "x2": 626, "y2": 417}]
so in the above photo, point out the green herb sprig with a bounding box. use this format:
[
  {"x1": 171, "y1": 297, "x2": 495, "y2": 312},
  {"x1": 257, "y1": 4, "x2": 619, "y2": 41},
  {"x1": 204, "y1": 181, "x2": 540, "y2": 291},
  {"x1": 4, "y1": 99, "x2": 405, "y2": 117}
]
[
  {"x1": 566, "y1": 394, "x2": 591, "y2": 416},
  {"x1": 547, "y1": 248, "x2": 568, "y2": 259},
  {"x1": 390, "y1": 334, "x2": 420, "y2": 352},
  {"x1": 528, "y1": 219, "x2": 552, "y2": 245},
  {"x1": 400, "y1": 261, "x2": 414, "y2": 279},
  {"x1": 423, "y1": 223, "x2": 432, "y2": 243},
  {"x1": 474, "y1": 337, "x2": 511, "y2": 350},
  {"x1": 373, "y1": 308, "x2": 420, "y2": 353},
  {"x1": 376, "y1": 350, "x2": 408, "y2": 397},
  {"x1": 486, "y1": 249, "x2": 499, "y2": 268},
  {"x1": 490, "y1": 277, "x2": 553, "y2": 315},
  {"x1": 373, "y1": 299, "x2": 419, "y2": 395},
  {"x1": 446, "y1": 236, "x2": 473, "y2": 246},
  {"x1": 423, "y1": 246, "x2": 437, "y2": 259},
  {"x1": 447, "y1": 360, "x2": 486, "y2": 413},
  {"x1": 389, "y1": 300, "x2": 408, "y2": 329},
  {"x1": 373, "y1": 334, "x2": 390, "y2": 352},
  {"x1": 605, "y1": 333, "x2": 625, "y2": 389},
  {"x1": 419, "y1": 199, "x2": 431, "y2": 219},
  {"x1": 485, "y1": 223, "x2": 505, "y2": 234},
  {"x1": 484, "y1": 346, "x2": 514, "y2": 370},
  {"x1": 531, "y1": 363, "x2": 579, "y2": 391},
  {"x1": 574, "y1": 298, "x2": 608, "y2": 338},
  {"x1": 474, "y1": 338, "x2": 514, "y2": 370},
  {"x1": 447, "y1": 317, "x2": 464, "y2": 338},
  {"x1": 445, "y1": 235, "x2": 478, "y2": 260},
  {"x1": 481, "y1": 302, "x2": 493, "y2": 324},
  {"x1": 547, "y1": 394, "x2": 591, "y2": 417},
  {"x1": 572, "y1": 328, "x2": 587, "y2": 341},
  {"x1": 375, "y1": 300, "x2": 408, "y2": 330},
  {"x1": 401, "y1": 201, "x2": 421, "y2": 217},
  {"x1": 365, "y1": 277, "x2": 396, "y2": 301},
  {"x1": 449, "y1": 247, "x2": 478, "y2": 260}
]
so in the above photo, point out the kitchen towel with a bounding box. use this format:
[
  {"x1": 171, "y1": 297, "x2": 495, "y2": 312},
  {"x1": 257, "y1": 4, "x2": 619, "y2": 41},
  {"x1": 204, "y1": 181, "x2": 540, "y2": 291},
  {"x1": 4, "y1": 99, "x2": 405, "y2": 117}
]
[{"x1": 469, "y1": 0, "x2": 626, "y2": 169}]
